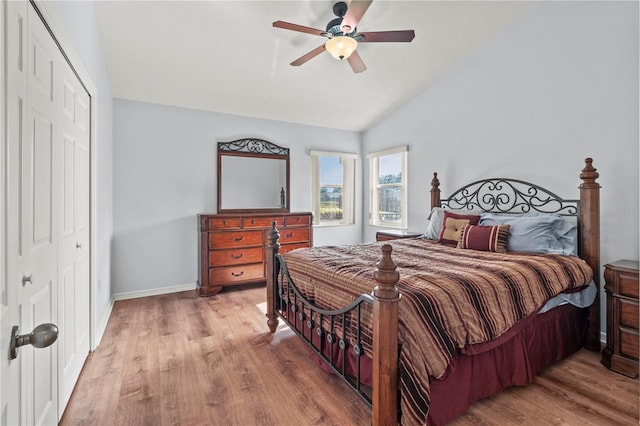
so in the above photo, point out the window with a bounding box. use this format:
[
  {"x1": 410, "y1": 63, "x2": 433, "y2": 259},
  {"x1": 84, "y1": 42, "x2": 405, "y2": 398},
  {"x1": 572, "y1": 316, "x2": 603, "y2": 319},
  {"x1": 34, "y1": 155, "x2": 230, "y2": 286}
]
[
  {"x1": 368, "y1": 146, "x2": 408, "y2": 228},
  {"x1": 310, "y1": 151, "x2": 357, "y2": 226}
]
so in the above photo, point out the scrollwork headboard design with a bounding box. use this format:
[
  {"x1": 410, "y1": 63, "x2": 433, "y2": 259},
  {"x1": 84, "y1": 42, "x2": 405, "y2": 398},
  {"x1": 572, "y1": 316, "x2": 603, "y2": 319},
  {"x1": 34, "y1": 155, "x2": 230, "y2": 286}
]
[{"x1": 439, "y1": 177, "x2": 579, "y2": 217}]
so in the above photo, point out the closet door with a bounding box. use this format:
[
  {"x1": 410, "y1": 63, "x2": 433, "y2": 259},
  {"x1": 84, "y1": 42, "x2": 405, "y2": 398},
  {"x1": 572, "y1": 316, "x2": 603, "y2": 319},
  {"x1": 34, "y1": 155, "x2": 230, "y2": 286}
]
[
  {"x1": 58, "y1": 56, "x2": 91, "y2": 412},
  {"x1": 2, "y1": 2, "x2": 91, "y2": 423},
  {"x1": 17, "y1": 5, "x2": 62, "y2": 424}
]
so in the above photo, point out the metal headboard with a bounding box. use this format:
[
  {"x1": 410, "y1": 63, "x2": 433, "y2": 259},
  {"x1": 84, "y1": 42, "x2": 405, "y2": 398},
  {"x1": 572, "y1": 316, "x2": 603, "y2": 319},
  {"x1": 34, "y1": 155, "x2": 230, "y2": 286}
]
[{"x1": 439, "y1": 177, "x2": 579, "y2": 217}]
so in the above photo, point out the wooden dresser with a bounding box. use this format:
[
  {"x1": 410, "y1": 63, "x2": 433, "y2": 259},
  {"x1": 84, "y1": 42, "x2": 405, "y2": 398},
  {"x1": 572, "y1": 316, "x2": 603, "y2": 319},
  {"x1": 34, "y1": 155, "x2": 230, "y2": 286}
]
[
  {"x1": 198, "y1": 212, "x2": 312, "y2": 296},
  {"x1": 601, "y1": 259, "x2": 639, "y2": 378}
]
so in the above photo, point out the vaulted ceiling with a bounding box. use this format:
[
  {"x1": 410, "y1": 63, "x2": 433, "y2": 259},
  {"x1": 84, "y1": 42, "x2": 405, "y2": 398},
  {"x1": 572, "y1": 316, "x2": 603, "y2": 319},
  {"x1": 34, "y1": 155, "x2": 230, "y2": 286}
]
[{"x1": 94, "y1": 1, "x2": 536, "y2": 131}]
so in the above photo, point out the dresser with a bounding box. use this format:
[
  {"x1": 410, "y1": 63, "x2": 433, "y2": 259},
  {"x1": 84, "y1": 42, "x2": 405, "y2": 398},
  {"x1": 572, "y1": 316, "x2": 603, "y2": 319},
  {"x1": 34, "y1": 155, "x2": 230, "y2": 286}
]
[
  {"x1": 198, "y1": 212, "x2": 312, "y2": 296},
  {"x1": 601, "y1": 259, "x2": 639, "y2": 378}
]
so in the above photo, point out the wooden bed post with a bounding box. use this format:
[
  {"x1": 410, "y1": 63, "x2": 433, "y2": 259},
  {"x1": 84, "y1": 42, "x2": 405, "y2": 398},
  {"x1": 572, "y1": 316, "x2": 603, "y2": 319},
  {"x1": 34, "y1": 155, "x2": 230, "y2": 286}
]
[
  {"x1": 579, "y1": 158, "x2": 601, "y2": 351},
  {"x1": 266, "y1": 222, "x2": 280, "y2": 333},
  {"x1": 372, "y1": 244, "x2": 401, "y2": 426},
  {"x1": 430, "y1": 172, "x2": 441, "y2": 209}
]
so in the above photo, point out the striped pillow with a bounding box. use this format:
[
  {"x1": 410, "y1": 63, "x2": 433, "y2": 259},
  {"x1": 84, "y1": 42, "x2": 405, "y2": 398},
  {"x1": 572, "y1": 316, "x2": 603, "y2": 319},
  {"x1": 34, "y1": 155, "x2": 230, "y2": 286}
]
[{"x1": 457, "y1": 224, "x2": 510, "y2": 253}]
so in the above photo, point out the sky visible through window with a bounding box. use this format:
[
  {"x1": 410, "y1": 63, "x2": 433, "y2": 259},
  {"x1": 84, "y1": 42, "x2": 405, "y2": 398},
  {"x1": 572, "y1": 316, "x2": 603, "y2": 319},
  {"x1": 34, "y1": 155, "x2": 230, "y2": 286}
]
[
  {"x1": 378, "y1": 152, "x2": 402, "y2": 181},
  {"x1": 320, "y1": 156, "x2": 343, "y2": 185}
]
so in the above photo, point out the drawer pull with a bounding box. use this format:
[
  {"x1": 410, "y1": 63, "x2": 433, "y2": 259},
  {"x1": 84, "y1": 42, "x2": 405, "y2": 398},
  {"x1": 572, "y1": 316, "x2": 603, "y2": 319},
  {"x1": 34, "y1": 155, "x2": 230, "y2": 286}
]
[
  {"x1": 223, "y1": 220, "x2": 228, "y2": 226},
  {"x1": 284, "y1": 233, "x2": 294, "y2": 238},
  {"x1": 230, "y1": 253, "x2": 243, "y2": 259},
  {"x1": 251, "y1": 220, "x2": 255, "y2": 224},
  {"x1": 231, "y1": 271, "x2": 244, "y2": 277},
  {"x1": 231, "y1": 236, "x2": 245, "y2": 242}
]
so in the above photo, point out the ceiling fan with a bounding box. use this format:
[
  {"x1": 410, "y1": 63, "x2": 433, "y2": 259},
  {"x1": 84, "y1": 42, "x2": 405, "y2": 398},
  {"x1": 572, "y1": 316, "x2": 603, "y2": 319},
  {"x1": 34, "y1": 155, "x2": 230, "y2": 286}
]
[{"x1": 273, "y1": 0, "x2": 415, "y2": 73}]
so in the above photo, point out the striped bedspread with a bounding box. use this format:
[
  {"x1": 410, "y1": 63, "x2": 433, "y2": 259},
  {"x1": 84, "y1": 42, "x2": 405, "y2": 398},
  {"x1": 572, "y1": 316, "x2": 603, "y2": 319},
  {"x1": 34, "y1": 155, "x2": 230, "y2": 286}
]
[{"x1": 282, "y1": 237, "x2": 593, "y2": 425}]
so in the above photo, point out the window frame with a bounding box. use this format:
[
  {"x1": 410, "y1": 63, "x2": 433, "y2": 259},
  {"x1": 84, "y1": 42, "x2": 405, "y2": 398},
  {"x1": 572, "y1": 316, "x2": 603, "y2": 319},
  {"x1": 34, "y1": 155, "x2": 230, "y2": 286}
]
[
  {"x1": 368, "y1": 145, "x2": 408, "y2": 229},
  {"x1": 310, "y1": 150, "x2": 357, "y2": 227}
]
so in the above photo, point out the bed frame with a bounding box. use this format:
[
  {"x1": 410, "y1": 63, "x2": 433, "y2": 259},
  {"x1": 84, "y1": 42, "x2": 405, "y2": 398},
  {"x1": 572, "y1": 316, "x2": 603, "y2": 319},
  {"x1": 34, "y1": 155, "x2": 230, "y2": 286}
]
[{"x1": 265, "y1": 157, "x2": 600, "y2": 426}]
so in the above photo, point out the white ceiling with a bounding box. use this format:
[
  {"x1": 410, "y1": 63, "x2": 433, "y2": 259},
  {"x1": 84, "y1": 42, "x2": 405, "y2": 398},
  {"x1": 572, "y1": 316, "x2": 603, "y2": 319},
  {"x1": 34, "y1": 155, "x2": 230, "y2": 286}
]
[{"x1": 94, "y1": 1, "x2": 536, "y2": 132}]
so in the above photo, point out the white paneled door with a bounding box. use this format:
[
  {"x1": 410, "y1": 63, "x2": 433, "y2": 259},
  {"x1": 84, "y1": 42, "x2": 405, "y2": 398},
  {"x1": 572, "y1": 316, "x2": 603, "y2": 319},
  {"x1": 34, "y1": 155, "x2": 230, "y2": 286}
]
[{"x1": 1, "y1": 1, "x2": 91, "y2": 424}]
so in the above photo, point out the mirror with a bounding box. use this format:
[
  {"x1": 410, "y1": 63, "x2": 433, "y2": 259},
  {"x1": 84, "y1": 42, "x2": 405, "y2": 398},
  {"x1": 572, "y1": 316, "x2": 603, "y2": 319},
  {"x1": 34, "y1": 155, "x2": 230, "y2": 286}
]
[{"x1": 217, "y1": 138, "x2": 290, "y2": 213}]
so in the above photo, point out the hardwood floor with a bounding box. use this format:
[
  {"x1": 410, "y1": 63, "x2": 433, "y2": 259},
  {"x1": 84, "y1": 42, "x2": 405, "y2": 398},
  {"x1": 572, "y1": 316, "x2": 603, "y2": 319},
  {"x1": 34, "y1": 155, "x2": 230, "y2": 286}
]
[{"x1": 61, "y1": 285, "x2": 638, "y2": 425}]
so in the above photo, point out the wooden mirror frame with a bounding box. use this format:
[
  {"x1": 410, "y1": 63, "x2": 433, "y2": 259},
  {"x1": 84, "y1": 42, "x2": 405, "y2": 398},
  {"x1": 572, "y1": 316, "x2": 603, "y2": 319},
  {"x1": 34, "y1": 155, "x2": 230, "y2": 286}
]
[{"x1": 217, "y1": 138, "x2": 290, "y2": 213}]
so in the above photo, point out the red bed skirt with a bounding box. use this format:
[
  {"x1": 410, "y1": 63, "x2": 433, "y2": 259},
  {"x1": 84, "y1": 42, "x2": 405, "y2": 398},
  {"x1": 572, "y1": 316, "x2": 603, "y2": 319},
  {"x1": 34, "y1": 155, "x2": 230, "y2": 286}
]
[{"x1": 298, "y1": 303, "x2": 587, "y2": 425}]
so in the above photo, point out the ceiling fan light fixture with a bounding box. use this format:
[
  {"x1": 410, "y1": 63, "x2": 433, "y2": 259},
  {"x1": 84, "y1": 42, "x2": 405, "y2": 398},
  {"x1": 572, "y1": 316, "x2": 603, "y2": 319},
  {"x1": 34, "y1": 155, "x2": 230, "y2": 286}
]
[{"x1": 325, "y1": 36, "x2": 358, "y2": 60}]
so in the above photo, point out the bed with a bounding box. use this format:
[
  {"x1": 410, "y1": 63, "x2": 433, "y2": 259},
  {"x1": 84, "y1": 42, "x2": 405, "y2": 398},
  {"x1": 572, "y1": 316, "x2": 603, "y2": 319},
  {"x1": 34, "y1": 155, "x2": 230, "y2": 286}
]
[{"x1": 264, "y1": 158, "x2": 601, "y2": 426}]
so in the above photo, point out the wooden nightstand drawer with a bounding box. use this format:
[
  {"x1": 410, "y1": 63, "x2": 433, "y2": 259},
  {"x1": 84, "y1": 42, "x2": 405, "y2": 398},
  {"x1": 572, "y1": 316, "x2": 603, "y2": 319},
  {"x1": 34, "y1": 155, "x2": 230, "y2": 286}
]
[
  {"x1": 620, "y1": 273, "x2": 639, "y2": 298},
  {"x1": 620, "y1": 329, "x2": 639, "y2": 360},
  {"x1": 620, "y1": 299, "x2": 639, "y2": 330},
  {"x1": 602, "y1": 259, "x2": 639, "y2": 378},
  {"x1": 376, "y1": 230, "x2": 422, "y2": 242}
]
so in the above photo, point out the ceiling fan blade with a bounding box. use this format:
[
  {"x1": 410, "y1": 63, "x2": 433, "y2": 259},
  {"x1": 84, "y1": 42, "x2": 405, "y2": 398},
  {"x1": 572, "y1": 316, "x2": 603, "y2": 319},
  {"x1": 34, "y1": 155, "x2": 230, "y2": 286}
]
[
  {"x1": 290, "y1": 44, "x2": 326, "y2": 66},
  {"x1": 357, "y1": 30, "x2": 416, "y2": 43},
  {"x1": 341, "y1": 0, "x2": 373, "y2": 33},
  {"x1": 273, "y1": 21, "x2": 326, "y2": 37},
  {"x1": 347, "y1": 50, "x2": 367, "y2": 73}
]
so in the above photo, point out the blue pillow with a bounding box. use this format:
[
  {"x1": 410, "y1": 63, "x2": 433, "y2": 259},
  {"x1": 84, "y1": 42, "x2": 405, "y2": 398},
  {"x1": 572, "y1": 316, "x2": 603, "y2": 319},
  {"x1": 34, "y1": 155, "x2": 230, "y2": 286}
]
[{"x1": 479, "y1": 213, "x2": 566, "y2": 254}]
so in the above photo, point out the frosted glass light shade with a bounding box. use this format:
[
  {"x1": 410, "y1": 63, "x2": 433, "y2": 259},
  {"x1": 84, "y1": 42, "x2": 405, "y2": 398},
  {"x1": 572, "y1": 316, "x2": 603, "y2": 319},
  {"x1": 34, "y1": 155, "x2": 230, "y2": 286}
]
[{"x1": 325, "y1": 36, "x2": 358, "y2": 60}]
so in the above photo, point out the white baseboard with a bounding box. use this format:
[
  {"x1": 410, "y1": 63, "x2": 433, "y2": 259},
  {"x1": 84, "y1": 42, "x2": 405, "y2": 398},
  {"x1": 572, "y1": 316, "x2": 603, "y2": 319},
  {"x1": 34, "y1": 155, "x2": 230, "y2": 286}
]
[
  {"x1": 112, "y1": 282, "x2": 197, "y2": 301},
  {"x1": 91, "y1": 298, "x2": 114, "y2": 350}
]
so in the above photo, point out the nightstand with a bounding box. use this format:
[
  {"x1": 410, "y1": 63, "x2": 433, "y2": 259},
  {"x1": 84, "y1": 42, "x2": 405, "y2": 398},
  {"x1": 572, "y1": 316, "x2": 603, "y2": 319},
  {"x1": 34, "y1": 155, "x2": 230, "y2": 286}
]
[
  {"x1": 376, "y1": 230, "x2": 422, "y2": 242},
  {"x1": 601, "y1": 259, "x2": 639, "y2": 378}
]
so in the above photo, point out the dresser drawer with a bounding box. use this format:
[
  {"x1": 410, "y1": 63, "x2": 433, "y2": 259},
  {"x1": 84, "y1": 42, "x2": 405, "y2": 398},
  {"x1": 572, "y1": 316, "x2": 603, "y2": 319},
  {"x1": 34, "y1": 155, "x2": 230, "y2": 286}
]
[
  {"x1": 620, "y1": 273, "x2": 639, "y2": 298},
  {"x1": 620, "y1": 299, "x2": 639, "y2": 330},
  {"x1": 209, "y1": 230, "x2": 263, "y2": 248},
  {"x1": 244, "y1": 216, "x2": 284, "y2": 228},
  {"x1": 620, "y1": 329, "x2": 639, "y2": 360},
  {"x1": 285, "y1": 215, "x2": 311, "y2": 226},
  {"x1": 209, "y1": 246, "x2": 264, "y2": 268},
  {"x1": 280, "y1": 227, "x2": 310, "y2": 244},
  {"x1": 280, "y1": 242, "x2": 310, "y2": 255},
  {"x1": 208, "y1": 217, "x2": 242, "y2": 229},
  {"x1": 209, "y1": 263, "x2": 264, "y2": 284}
]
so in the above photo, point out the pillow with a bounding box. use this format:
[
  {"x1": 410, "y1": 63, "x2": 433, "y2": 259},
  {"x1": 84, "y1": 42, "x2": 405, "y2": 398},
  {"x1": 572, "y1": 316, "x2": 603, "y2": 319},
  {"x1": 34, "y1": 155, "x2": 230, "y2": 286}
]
[
  {"x1": 457, "y1": 224, "x2": 510, "y2": 253},
  {"x1": 479, "y1": 213, "x2": 565, "y2": 254},
  {"x1": 438, "y1": 211, "x2": 481, "y2": 246},
  {"x1": 529, "y1": 212, "x2": 578, "y2": 256},
  {"x1": 424, "y1": 207, "x2": 481, "y2": 240}
]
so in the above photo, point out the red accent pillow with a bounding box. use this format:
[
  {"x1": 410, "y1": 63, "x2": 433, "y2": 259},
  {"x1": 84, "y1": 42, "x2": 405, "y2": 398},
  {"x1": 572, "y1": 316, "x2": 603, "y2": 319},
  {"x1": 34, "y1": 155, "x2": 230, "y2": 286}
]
[
  {"x1": 457, "y1": 224, "x2": 511, "y2": 253},
  {"x1": 438, "y1": 211, "x2": 481, "y2": 246}
]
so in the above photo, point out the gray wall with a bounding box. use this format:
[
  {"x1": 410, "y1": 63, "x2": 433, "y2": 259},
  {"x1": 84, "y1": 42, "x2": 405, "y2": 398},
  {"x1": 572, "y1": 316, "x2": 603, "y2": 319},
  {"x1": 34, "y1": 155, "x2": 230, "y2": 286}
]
[
  {"x1": 112, "y1": 100, "x2": 362, "y2": 295},
  {"x1": 45, "y1": 1, "x2": 114, "y2": 340},
  {"x1": 362, "y1": 1, "x2": 639, "y2": 333}
]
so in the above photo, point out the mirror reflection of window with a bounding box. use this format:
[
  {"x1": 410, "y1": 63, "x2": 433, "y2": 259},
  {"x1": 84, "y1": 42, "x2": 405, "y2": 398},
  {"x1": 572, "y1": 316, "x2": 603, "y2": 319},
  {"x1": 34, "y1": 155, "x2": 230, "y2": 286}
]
[{"x1": 310, "y1": 151, "x2": 357, "y2": 226}]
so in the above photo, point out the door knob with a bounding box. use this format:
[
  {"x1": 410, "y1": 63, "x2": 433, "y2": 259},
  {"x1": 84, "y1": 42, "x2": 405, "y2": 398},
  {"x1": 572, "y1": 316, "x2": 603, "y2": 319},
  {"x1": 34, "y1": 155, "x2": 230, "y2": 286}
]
[
  {"x1": 10, "y1": 323, "x2": 59, "y2": 360},
  {"x1": 76, "y1": 242, "x2": 82, "y2": 249}
]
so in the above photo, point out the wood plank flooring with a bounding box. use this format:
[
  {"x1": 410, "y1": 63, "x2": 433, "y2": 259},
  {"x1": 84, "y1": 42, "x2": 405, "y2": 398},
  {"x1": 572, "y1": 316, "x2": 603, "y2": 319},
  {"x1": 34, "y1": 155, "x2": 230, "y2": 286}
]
[{"x1": 61, "y1": 285, "x2": 638, "y2": 425}]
